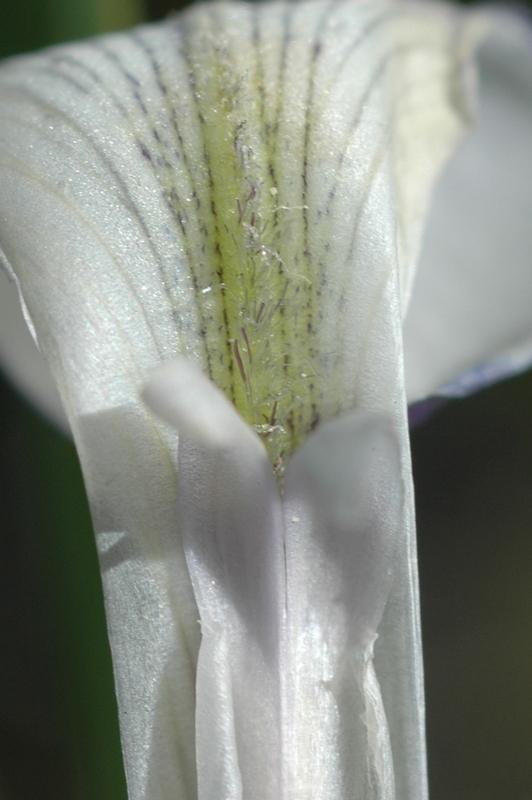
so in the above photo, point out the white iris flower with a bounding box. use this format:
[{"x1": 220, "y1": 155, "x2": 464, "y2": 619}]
[{"x1": 0, "y1": 2, "x2": 531, "y2": 799}]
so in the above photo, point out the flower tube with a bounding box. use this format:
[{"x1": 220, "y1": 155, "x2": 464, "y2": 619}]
[{"x1": 0, "y1": 1, "x2": 531, "y2": 799}]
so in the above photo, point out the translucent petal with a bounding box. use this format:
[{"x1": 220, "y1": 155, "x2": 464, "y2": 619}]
[
  {"x1": 146, "y1": 361, "x2": 410, "y2": 800},
  {"x1": 78, "y1": 405, "x2": 200, "y2": 799},
  {"x1": 172, "y1": 382, "x2": 285, "y2": 800},
  {"x1": 143, "y1": 358, "x2": 263, "y2": 452},
  {"x1": 281, "y1": 411, "x2": 403, "y2": 800},
  {"x1": 0, "y1": 1, "x2": 482, "y2": 798},
  {"x1": 0, "y1": 0, "x2": 479, "y2": 444},
  {"x1": 404, "y1": 10, "x2": 532, "y2": 401}
]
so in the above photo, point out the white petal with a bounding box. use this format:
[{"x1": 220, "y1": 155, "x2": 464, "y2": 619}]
[
  {"x1": 177, "y1": 435, "x2": 285, "y2": 800},
  {"x1": 404, "y1": 10, "x2": 532, "y2": 401},
  {"x1": 0, "y1": 0, "x2": 480, "y2": 442},
  {"x1": 0, "y1": 2, "x2": 483, "y2": 798},
  {"x1": 282, "y1": 410, "x2": 402, "y2": 800},
  {"x1": 143, "y1": 358, "x2": 263, "y2": 453},
  {"x1": 146, "y1": 361, "x2": 414, "y2": 800},
  {"x1": 145, "y1": 357, "x2": 285, "y2": 799},
  {"x1": 0, "y1": 27, "x2": 207, "y2": 797},
  {"x1": 80, "y1": 406, "x2": 200, "y2": 799}
]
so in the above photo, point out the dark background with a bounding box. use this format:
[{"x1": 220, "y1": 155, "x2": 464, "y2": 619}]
[{"x1": 1, "y1": 1, "x2": 532, "y2": 798}]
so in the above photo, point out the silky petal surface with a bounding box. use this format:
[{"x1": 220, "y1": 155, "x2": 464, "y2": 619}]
[
  {"x1": 146, "y1": 358, "x2": 285, "y2": 800},
  {"x1": 78, "y1": 407, "x2": 200, "y2": 799},
  {"x1": 0, "y1": 2, "x2": 482, "y2": 799},
  {"x1": 0, "y1": 0, "x2": 479, "y2": 454},
  {"x1": 0, "y1": 24, "x2": 209, "y2": 799},
  {"x1": 404, "y1": 10, "x2": 532, "y2": 401},
  {"x1": 281, "y1": 411, "x2": 402, "y2": 800},
  {"x1": 180, "y1": 447, "x2": 283, "y2": 800},
  {"x1": 146, "y1": 360, "x2": 408, "y2": 800},
  {"x1": 143, "y1": 358, "x2": 264, "y2": 452},
  {"x1": 178, "y1": 430, "x2": 284, "y2": 798}
]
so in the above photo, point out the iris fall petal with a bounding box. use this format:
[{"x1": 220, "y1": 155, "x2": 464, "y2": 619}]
[{"x1": 0, "y1": 1, "x2": 516, "y2": 799}]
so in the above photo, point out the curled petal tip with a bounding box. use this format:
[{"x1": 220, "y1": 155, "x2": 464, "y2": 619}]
[{"x1": 143, "y1": 357, "x2": 264, "y2": 455}]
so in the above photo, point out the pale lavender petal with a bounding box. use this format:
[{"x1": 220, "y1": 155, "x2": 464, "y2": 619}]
[{"x1": 407, "y1": 397, "x2": 447, "y2": 428}]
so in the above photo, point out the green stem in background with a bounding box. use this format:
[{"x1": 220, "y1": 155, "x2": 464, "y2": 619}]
[
  {"x1": 0, "y1": 376, "x2": 128, "y2": 800},
  {"x1": 0, "y1": 0, "x2": 145, "y2": 57},
  {"x1": 45, "y1": 0, "x2": 145, "y2": 45}
]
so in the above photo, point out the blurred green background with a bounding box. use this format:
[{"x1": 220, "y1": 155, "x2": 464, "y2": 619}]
[{"x1": 0, "y1": 1, "x2": 531, "y2": 798}]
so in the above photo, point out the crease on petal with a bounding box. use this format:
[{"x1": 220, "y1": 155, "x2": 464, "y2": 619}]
[
  {"x1": 179, "y1": 441, "x2": 284, "y2": 800},
  {"x1": 281, "y1": 411, "x2": 402, "y2": 800},
  {"x1": 0, "y1": 0, "x2": 483, "y2": 457},
  {"x1": 145, "y1": 359, "x2": 285, "y2": 800},
  {"x1": 0, "y1": 29, "x2": 209, "y2": 799},
  {"x1": 74, "y1": 405, "x2": 201, "y2": 800}
]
